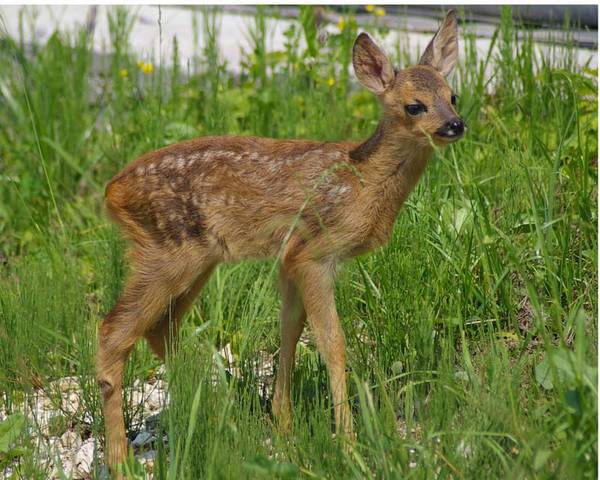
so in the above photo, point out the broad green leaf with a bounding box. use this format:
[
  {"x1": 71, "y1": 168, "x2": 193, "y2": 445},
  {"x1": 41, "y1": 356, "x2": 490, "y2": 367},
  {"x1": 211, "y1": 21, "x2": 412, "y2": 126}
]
[
  {"x1": 0, "y1": 414, "x2": 26, "y2": 453},
  {"x1": 535, "y1": 357, "x2": 554, "y2": 390}
]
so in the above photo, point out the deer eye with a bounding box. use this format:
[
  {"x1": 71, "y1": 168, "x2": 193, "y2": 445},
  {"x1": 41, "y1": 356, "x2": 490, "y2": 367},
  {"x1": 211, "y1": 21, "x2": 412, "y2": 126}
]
[
  {"x1": 451, "y1": 94, "x2": 458, "y2": 105},
  {"x1": 405, "y1": 103, "x2": 427, "y2": 116}
]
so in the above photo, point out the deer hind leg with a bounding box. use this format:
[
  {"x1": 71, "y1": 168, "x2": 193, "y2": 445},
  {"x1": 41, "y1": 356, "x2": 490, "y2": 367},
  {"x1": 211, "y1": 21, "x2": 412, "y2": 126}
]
[
  {"x1": 272, "y1": 265, "x2": 306, "y2": 430},
  {"x1": 144, "y1": 264, "x2": 216, "y2": 360},
  {"x1": 289, "y1": 259, "x2": 352, "y2": 436},
  {"x1": 96, "y1": 250, "x2": 211, "y2": 472}
]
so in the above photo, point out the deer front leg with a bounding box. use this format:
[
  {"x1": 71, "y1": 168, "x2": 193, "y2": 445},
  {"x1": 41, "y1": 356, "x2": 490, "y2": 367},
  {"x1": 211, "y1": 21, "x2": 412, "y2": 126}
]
[
  {"x1": 272, "y1": 265, "x2": 306, "y2": 430},
  {"x1": 291, "y1": 260, "x2": 352, "y2": 436}
]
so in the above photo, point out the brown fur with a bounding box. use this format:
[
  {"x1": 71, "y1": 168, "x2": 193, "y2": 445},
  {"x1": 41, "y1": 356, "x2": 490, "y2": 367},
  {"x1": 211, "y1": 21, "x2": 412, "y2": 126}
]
[{"x1": 97, "y1": 11, "x2": 463, "y2": 474}]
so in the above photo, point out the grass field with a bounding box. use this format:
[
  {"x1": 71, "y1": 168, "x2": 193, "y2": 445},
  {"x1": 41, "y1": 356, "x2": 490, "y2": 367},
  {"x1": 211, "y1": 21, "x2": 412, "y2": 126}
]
[{"x1": 0, "y1": 6, "x2": 597, "y2": 479}]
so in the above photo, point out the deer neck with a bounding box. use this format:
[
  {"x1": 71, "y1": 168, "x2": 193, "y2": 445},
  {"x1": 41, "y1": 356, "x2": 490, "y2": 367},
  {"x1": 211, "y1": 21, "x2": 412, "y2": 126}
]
[{"x1": 351, "y1": 120, "x2": 433, "y2": 192}]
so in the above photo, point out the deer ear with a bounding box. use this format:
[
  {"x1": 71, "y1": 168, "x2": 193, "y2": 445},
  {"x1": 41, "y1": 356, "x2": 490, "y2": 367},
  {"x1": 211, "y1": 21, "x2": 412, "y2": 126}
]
[
  {"x1": 419, "y1": 10, "x2": 459, "y2": 77},
  {"x1": 353, "y1": 33, "x2": 395, "y2": 95}
]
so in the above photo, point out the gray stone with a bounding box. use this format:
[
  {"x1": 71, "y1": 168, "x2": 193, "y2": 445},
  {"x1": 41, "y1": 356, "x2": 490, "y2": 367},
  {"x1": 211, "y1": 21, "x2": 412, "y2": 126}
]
[{"x1": 132, "y1": 430, "x2": 155, "y2": 448}]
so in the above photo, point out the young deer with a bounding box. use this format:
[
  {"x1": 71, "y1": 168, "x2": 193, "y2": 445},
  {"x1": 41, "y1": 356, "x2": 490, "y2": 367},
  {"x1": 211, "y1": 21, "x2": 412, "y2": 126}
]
[{"x1": 98, "y1": 10, "x2": 463, "y2": 472}]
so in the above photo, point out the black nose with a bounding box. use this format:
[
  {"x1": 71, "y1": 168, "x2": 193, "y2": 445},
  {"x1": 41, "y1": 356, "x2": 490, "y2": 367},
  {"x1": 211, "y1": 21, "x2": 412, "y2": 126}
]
[
  {"x1": 435, "y1": 118, "x2": 466, "y2": 139},
  {"x1": 447, "y1": 119, "x2": 464, "y2": 135}
]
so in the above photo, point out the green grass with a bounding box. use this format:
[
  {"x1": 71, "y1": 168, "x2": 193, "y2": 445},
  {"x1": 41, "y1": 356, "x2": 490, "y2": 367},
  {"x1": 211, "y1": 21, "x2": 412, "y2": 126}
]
[{"x1": 0, "y1": 5, "x2": 597, "y2": 479}]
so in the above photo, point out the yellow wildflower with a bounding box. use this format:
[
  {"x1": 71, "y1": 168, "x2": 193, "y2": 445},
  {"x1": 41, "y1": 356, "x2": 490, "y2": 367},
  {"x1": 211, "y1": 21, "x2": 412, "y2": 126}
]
[
  {"x1": 119, "y1": 68, "x2": 128, "y2": 78},
  {"x1": 365, "y1": 5, "x2": 375, "y2": 12},
  {"x1": 375, "y1": 7, "x2": 385, "y2": 17},
  {"x1": 137, "y1": 60, "x2": 145, "y2": 68},
  {"x1": 141, "y1": 62, "x2": 154, "y2": 74},
  {"x1": 327, "y1": 77, "x2": 335, "y2": 87},
  {"x1": 337, "y1": 17, "x2": 346, "y2": 31}
]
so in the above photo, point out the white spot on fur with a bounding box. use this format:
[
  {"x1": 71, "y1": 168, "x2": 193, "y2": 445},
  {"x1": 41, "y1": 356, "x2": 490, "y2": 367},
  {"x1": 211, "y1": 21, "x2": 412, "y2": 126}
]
[
  {"x1": 304, "y1": 149, "x2": 323, "y2": 160},
  {"x1": 327, "y1": 184, "x2": 351, "y2": 202},
  {"x1": 265, "y1": 161, "x2": 281, "y2": 173},
  {"x1": 135, "y1": 166, "x2": 145, "y2": 175},
  {"x1": 194, "y1": 172, "x2": 205, "y2": 184},
  {"x1": 207, "y1": 150, "x2": 236, "y2": 161},
  {"x1": 147, "y1": 162, "x2": 156, "y2": 173},
  {"x1": 176, "y1": 157, "x2": 185, "y2": 170},
  {"x1": 298, "y1": 149, "x2": 324, "y2": 162},
  {"x1": 249, "y1": 152, "x2": 259, "y2": 161}
]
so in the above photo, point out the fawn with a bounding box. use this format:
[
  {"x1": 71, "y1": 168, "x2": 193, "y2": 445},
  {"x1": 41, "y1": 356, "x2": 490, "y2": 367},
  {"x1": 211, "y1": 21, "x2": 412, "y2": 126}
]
[{"x1": 97, "y1": 10, "x2": 463, "y2": 472}]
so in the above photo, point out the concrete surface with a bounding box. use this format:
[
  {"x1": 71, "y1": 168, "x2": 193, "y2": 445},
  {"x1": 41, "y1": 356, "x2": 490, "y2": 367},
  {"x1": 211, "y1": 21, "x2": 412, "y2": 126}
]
[{"x1": 0, "y1": 5, "x2": 596, "y2": 76}]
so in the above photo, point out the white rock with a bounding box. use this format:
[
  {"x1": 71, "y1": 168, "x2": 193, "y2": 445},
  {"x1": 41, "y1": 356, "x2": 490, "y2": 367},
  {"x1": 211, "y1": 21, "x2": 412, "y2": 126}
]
[
  {"x1": 254, "y1": 351, "x2": 275, "y2": 392},
  {"x1": 218, "y1": 343, "x2": 236, "y2": 365},
  {"x1": 130, "y1": 388, "x2": 144, "y2": 407},
  {"x1": 60, "y1": 430, "x2": 82, "y2": 450},
  {"x1": 50, "y1": 457, "x2": 74, "y2": 479},
  {"x1": 82, "y1": 411, "x2": 94, "y2": 425},
  {"x1": 145, "y1": 383, "x2": 167, "y2": 413},
  {"x1": 137, "y1": 449, "x2": 156, "y2": 468},
  {"x1": 52, "y1": 376, "x2": 81, "y2": 393},
  {"x1": 73, "y1": 438, "x2": 95, "y2": 478},
  {"x1": 62, "y1": 391, "x2": 80, "y2": 415},
  {"x1": 29, "y1": 401, "x2": 54, "y2": 436}
]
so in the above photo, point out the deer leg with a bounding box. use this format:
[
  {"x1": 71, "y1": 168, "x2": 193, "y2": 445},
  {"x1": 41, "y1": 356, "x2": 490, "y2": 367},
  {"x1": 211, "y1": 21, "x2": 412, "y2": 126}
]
[
  {"x1": 97, "y1": 280, "x2": 166, "y2": 474},
  {"x1": 96, "y1": 254, "x2": 209, "y2": 473},
  {"x1": 272, "y1": 265, "x2": 306, "y2": 430},
  {"x1": 290, "y1": 259, "x2": 352, "y2": 436},
  {"x1": 144, "y1": 264, "x2": 215, "y2": 360}
]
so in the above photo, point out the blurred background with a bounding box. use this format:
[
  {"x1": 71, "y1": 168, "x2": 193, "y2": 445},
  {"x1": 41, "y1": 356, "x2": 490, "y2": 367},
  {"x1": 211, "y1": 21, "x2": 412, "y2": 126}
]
[{"x1": 1, "y1": 5, "x2": 597, "y2": 75}]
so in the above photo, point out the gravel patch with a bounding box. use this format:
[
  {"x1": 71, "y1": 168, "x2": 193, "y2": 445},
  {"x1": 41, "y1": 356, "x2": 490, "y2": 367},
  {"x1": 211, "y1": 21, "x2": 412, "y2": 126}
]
[{"x1": 0, "y1": 344, "x2": 276, "y2": 479}]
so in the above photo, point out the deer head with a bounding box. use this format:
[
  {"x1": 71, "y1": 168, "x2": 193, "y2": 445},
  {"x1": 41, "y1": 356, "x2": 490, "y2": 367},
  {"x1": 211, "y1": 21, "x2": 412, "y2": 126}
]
[{"x1": 352, "y1": 10, "x2": 464, "y2": 146}]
